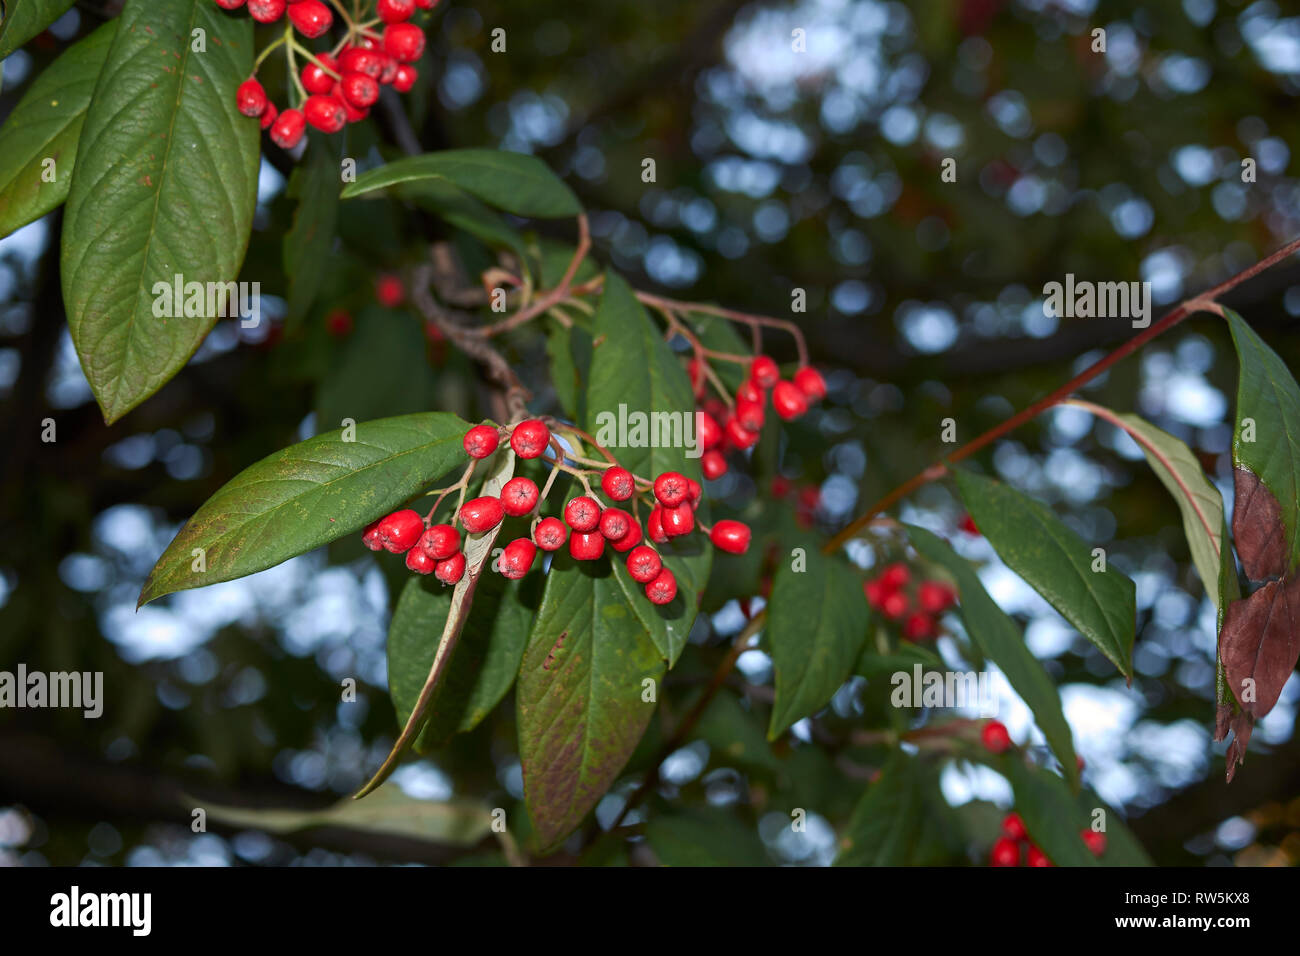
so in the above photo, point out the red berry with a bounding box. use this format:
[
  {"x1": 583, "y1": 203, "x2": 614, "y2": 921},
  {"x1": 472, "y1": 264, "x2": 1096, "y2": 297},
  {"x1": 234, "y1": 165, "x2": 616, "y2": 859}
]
[
  {"x1": 737, "y1": 381, "x2": 763, "y2": 405},
  {"x1": 303, "y1": 94, "x2": 347, "y2": 133},
  {"x1": 750, "y1": 355, "x2": 779, "y2": 388},
  {"x1": 989, "y1": 837, "x2": 1020, "y2": 867},
  {"x1": 510, "y1": 420, "x2": 550, "y2": 459},
  {"x1": 918, "y1": 581, "x2": 956, "y2": 613},
  {"x1": 415, "y1": 0, "x2": 439, "y2": 8},
  {"x1": 701, "y1": 450, "x2": 728, "y2": 480},
  {"x1": 339, "y1": 71, "x2": 380, "y2": 109},
  {"x1": 626, "y1": 545, "x2": 663, "y2": 583},
  {"x1": 661, "y1": 503, "x2": 694, "y2": 537},
  {"x1": 340, "y1": 47, "x2": 386, "y2": 79},
  {"x1": 260, "y1": 102, "x2": 278, "y2": 131},
  {"x1": 270, "y1": 108, "x2": 307, "y2": 149},
  {"x1": 288, "y1": 0, "x2": 332, "y2": 36},
  {"x1": 376, "y1": 0, "x2": 416, "y2": 22},
  {"x1": 903, "y1": 611, "x2": 935, "y2": 641},
  {"x1": 499, "y1": 538, "x2": 537, "y2": 579},
  {"x1": 1081, "y1": 829, "x2": 1107, "y2": 857},
  {"x1": 710, "y1": 520, "x2": 751, "y2": 555},
  {"x1": 568, "y1": 531, "x2": 605, "y2": 561},
  {"x1": 863, "y1": 577, "x2": 888, "y2": 608},
  {"x1": 500, "y1": 477, "x2": 540, "y2": 517},
  {"x1": 325, "y1": 309, "x2": 353, "y2": 337},
  {"x1": 533, "y1": 516, "x2": 568, "y2": 551},
  {"x1": 406, "y1": 547, "x2": 436, "y2": 575},
  {"x1": 384, "y1": 22, "x2": 426, "y2": 62},
  {"x1": 392, "y1": 63, "x2": 418, "y2": 92},
  {"x1": 599, "y1": 508, "x2": 631, "y2": 541},
  {"x1": 415, "y1": 523, "x2": 459, "y2": 561},
  {"x1": 337, "y1": 92, "x2": 369, "y2": 126},
  {"x1": 361, "y1": 519, "x2": 384, "y2": 551},
  {"x1": 376, "y1": 54, "x2": 400, "y2": 85},
  {"x1": 697, "y1": 412, "x2": 722, "y2": 449},
  {"x1": 725, "y1": 417, "x2": 759, "y2": 450},
  {"x1": 435, "y1": 551, "x2": 465, "y2": 585},
  {"x1": 880, "y1": 591, "x2": 908, "y2": 620},
  {"x1": 601, "y1": 466, "x2": 635, "y2": 501},
  {"x1": 653, "y1": 471, "x2": 689, "y2": 508},
  {"x1": 772, "y1": 380, "x2": 809, "y2": 420},
  {"x1": 880, "y1": 563, "x2": 909, "y2": 591},
  {"x1": 236, "y1": 78, "x2": 267, "y2": 117},
  {"x1": 734, "y1": 400, "x2": 765, "y2": 433},
  {"x1": 686, "y1": 478, "x2": 703, "y2": 507},
  {"x1": 459, "y1": 496, "x2": 504, "y2": 534},
  {"x1": 302, "y1": 54, "x2": 339, "y2": 94},
  {"x1": 645, "y1": 567, "x2": 677, "y2": 605},
  {"x1": 247, "y1": 0, "x2": 286, "y2": 23},
  {"x1": 647, "y1": 507, "x2": 668, "y2": 544},
  {"x1": 611, "y1": 520, "x2": 643, "y2": 552},
  {"x1": 463, "y1": 424, "x2": 499, "y2": 459},
  {"x1": 375, "y1": 509, "x2": 424, "y2": 553},
  {"x1": 981, "y1": 720, "x2": 1012, "y2": 754},
  {"x1": 375, "y1": 273, "x2": 404, "y2": 307},
  {"x1": 214, "y1": 0, "x2": 247, "y2": 10},
  {"x1": 564, "y1": 496, "x2": 601, "y2": 533},
  {"x1": 961, "y1": 514, "x2": 980, "y2": 535},
  {"x1": 793, "y1": 366, "x2": 827, "y2": 401},
  {"x1": 1026, "y1": 845, "x2": 1053, "y2": 867},
  {"x1": 1001, "y1": 812, "x2": 1028, "y2": 842}
]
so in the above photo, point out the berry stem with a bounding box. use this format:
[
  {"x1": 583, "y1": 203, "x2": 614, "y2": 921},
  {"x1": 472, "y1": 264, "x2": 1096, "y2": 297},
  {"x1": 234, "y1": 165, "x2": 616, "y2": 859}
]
[
  {"x1": 636, "y1": 292, "x2": 810, "y2": 367},
  {"x1": 253, "y1": 34, "x2": 289, "y2": 73}
]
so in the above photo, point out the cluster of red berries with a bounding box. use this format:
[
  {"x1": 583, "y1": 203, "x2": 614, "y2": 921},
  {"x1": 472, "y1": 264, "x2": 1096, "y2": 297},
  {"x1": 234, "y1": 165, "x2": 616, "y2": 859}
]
[
  {"x1": 362, "y1": 419, "x2": 752, "y2": 605},
  {"x1": 770, "y1": 476, "x2": 821, "y2": 527},
  {"x1": 989, "y1": 811, "x2": 1107, "y2": 866},
  {"x1": 689, "y1": 357, "x2": 827, "y2": 481},
  {"x1": 218, "y1": 0, "x2": 438, "y2": 150},
  {"x1": 324, "y1": 273, "x2": 407, "y2": 337},
  {"x1": 863, "y1": 563, "x2": 956, "y2": 641}
]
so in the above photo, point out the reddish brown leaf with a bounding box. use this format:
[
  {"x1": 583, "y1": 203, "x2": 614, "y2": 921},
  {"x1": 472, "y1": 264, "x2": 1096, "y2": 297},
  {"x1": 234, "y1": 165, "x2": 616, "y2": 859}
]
[
  {"x1": 1224, "y1": 712, "x2": 1254, "y2": 783},
  {"x1": 1220, "y1": 575, "x2": 1300, "y2": 719},
  {"x1": 1232, "y1": 467, "x2": 1289, "y2": 581}
]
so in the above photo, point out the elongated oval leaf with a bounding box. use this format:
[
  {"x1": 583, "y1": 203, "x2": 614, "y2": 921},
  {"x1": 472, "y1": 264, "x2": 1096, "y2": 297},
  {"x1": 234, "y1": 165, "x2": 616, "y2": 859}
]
[
  {"x1": 516, "y1": 556, "x2": 665, "y2": 852},
  {"x1": 61, "y1": 0, "x2": 260, "y2": 423},
  {"x1": 767, "y1": 538, "x2": 871, "y2": 739},
  {"x1": 340, "y1": 148, "x2": 581, "y2": 219},
  {"x1": 834, "y1": 753, "x2": 925, "y2": 866},
  {"x1": 906, "y1": 524, "x2": 1079, "y2": 787},
  {"x1": 0, "y1": 0, "x2": 74, "y2": 61},
  {"x1": 955, "y1": 469, "x2": 1135, "y2": 678},
  {"x1": 1002, "y1": 759, "x2": 1099, "y2": 867},
  {"x1": 0, "y1": 19, "x2": 115, "y2": 238},
  {"x1": 284, "y1": 131, "x2": 342, "y2": 328},
  {"x1": 139, "y1": 412, "x2": 470, "y2": 605}
]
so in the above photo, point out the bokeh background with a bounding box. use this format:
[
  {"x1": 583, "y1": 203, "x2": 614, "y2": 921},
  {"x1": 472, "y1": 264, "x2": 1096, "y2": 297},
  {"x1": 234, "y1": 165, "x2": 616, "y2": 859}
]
[{"x1": 1, "y1": 0, "x2": 1299, "y2": 866}]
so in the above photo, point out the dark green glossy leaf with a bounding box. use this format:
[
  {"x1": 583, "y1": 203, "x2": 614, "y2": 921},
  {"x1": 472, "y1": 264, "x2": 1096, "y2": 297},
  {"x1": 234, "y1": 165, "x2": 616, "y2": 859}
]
[
  {"x1": 315, "y1": 308, "x2": 438, "y2": 431},
  {"x1": 139, "y1": 412, "x2": 469, "y2": 605},
  {"x1": 1003, "y1": 759, "x2": 1100, "y2": 867},
  {"x1": 955, "y1": 469, "x2": 1135, "y2": 678},
  {"x1": 284, "y1": 132, "x2": 342, "y2": 328},
  {"x1": 693, "y1": 689, "x2": 781, "y2": 774},
  {"x1": 61, "y1": 0, "x2": 259, "y2": 423},
  {"x1": 834, "y1": 753, "x2": 925, "y2": 866},
  {"x1": 0, "y1": 19, "x2": 115, "y2": 238},
  {"x1": 645, "y1": 808, "x2": 770, "y2": 866},
  {"x1": 0, "y1": 0, "x2": 74, "y2": 61},
  {"x1": 394, "y1": 178, "x2": 526, "y2": 257}
]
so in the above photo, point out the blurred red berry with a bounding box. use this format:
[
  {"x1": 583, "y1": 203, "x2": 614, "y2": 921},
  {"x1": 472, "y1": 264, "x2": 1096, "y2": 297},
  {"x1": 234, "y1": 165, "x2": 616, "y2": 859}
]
[{"x1": 981, "y1": 720, "x2": 1012, "y2": 754}]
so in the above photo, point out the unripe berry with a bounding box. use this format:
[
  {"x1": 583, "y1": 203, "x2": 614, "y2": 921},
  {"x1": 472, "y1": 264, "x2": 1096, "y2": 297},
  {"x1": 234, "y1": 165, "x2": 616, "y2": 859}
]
[
  {"x1": 435, "y1": 551, "x2": 465, "y2": 585},
  {"x1": 601, "y1": 466, "x2": 635, "y2": 501},
  {"x1": 647, "y1": 507, "x2": 668, "y2": 544},
  {"x1": 1026, "y1": 845, "x2": 1053, "y2": 867},
  {"x1": 661, "y1": 502, "x2": 694, "y2": 537},
  {"x1": 903, "y1": 611, "x2": 935, "y2": 641},
  {"x1": 287, "y1": 0, "x2": 332, "y2": 37},
  {"x1": 510, "y1": 420, "x2": 550, "y2": 459},
  {"x1": 416, "y1": 523, "x2": 459, "y2": 561},
  {"x1": 236, "y1": 78, "x2": 267, "y2": 117},
  {"x1": 339, "y1": 71, "x2": 380, "y2": 109},
  {"x1": 918, "y1": 580, "x2": 956, "y2": 613},
  {"x1": 533, "y1": 516, "x2": 568, "y2": 551},
  {"x1": 247, "y1": 0, "x2": 287, "y2": 23},
  {"x1": 463, "y1": 424, "x2": 499, "y2": 459},
  {"x1": 793, "y1": 366, "x2": 828, "y2": 401},
  {"x1": 500, "y1": 476, "x2": 540, "y2": 517},
  {"x1": 376, "y1": 509, "x2": 424, "y2": 553},
  {"x1": 302, "y1": 54, "x2": 339, "y2": 94},
  {"x1": 645, "y1": 567, "x2": 677, "y2": 605},
  {"x1": 981, "y1": 720, "x2": 1012, "y2": 754},
  {"x1": 406, "y1": 547, "x2": 436, "y2": 575},
  {"x1": 383, "y1": 22, "x2": 426, "y2": 62},
  {"x1": 626, "y1": 546, "x2": 663, "y2": 583},
  {"x1": 270, "y1": 108, "x2": 307, "y2": 149},
  {"x1": 734, "y1": 399, "x2": 764, "y2": 433},
  {"x1": 1001, "y1": 812, "x2": 1028, "y2": 842},
  {"x1": 724, "y1": 417, "x2": 759, "y2": 450},
  {"x1": 772, "y1": 380, "x2": 809, "y2": 420},
  {"x1": 701, "y1": 449, "x2": 728, "y2": 480},
  {"x1": 599, "y1": 508, "x2": 631, "y2": 541},
  {"x1": 303, "y1": 95, "x2": 347, "y2": 133},
  {"x1": 990, "y1": 837, "x2": 1020, "y2": 867},
  {"x1": 653, "y1": 471, "x2": 689, "y2": 508},
  {"x1": 1081, "y1": 830, "x2": 1106, "y2": 857},
  {"x1": 750, "y1": 355, "x2": 779, "y2": 388},
  {"x1": 611, "y1": 520, "x2": 643, "y2": 552},
  {"x1": 376, "y1": 0, "x2": 416, "y2": 22},
  {"x1": 499, "y1": 538, "x2": 537, "y2": 579},
  {"x1": 459, "y1": 496, "x2": 504, "y2": 534},
  {"x1": 568, "y1": 531, "x2": 605, "y2": 561},
  {"x1": 710, "y1": 520, "x2": 751, "y2": 555},
  {"x1": 564, "y1": 496, "x2": 601, "y2": 533},
  {"x1": 392, "y1": 64, "x2": 418, "y2": 93}
]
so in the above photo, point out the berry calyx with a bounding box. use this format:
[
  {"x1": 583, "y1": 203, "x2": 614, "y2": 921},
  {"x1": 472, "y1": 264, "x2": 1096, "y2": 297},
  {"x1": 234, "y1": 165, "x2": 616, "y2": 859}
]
[
  {"x1": 287, "y1": 0, "x2": 332, "y2": 37},
  {"x1": 601, "y1": 466, "x2": 635, "y2": 501},
  {"x1": 500, "y1": 476, "x2": 540, "y2": 517},
  {"x1": 598, "y1": 508, "x2": 631, "y2": 541},
  {"x1": 750, "y1": 355, "x2": 780, "y2": 389},
  {"x1": 383, "y1": 22, "x2": 426, "y2": 62},
  {"x1": 269, "y1": 108, "x2": 306, "y2": 149},
  {"x1": 564, "y1": 496, "x2": 601, "y2": 532},
  {"x1": 981, "y1": 720, "x2": 1012, "y2": 754},
  {"x1": 415, "y1": 523, "x2": 460, "y2": 561},
  {"x1": 772, "y1": 380, "x2": 809, "y2": 420},
  {"x1": 459, "y1": 496, "x2": 504, "y2": 534},
  {"x1": 303, "y1": 94, "x2": 347, "y2": 133},
  {"x1": 710, "y1": 520, "x2": 751, "y2": 555},
  {"x1": 568, "y1": 531, "x2": 605, "y2": 561},
  {"x1": 989, "y1": 837, "x2": 1020, "y2": 867},
  {"x1": 435, "y1": 551, "x2": 465, "y2": 585},
  {"x1": 626, "y1": 545, "x2": 663, "y2": 583},
  {"x1": 463, "y1": 424, "x2": 500, "y2": 459},
  {"x1": 661, "y1": 503, "x2": 694, "y2": 537},
  {"x1": 533, "y1": 517, "x2": 568, "y2": 551},
  {"x1": 653, "y1": 471, "x2": 690, "y2": 508},
  {"x1": 510, "y1": 420, "x2": 550, "y2": 459},
  {"x1": 645, "y1": 567, "x2": 678, "y2": 605},
  {"x1": 374, "y1": 509, "x2": 424, "y2": 553},
  {"x1": 793, "y1": 366, "x2": 828, "y2": 401},
  {"x1": 236, "y1": 78, "x2": 268, "y2": 117},
  {"x1": 1001, "y1": 812, "x2": 1028, "y2": 842},
  {"x1": 499, "y1": 538, "x2": 537, "y2": 579}
]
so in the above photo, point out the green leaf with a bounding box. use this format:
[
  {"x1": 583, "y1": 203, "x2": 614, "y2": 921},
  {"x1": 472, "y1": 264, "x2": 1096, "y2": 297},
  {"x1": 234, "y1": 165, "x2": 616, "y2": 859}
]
[
  {"x1": 0, "y1": 19, "x2": 115, "y2": 239},
  {"x1": 585, "y1": 273, "x2": 711, "y2": 665},
  {"x1": 766, "y1": 539, "x2": 870, "y2": 738},
  {"x1": 905, "y1": 524, "x2": 1079, "y2": 787},
  {"x1": 197, "y1": 783, "x2": 493, "y2": 847},
  {"x1": 1002, "y1": 760, "x2": 1100, "y2": 867},
  {"x1": 394, "y1": 178, "x2": 527, "y2": 257},
  {"x1": 315, "y1": 308, "x2": 438, "y2": 431},
  {"x1": 516, "y1": 556, "x2": 665, "y2": 852},
  {"x1": 834, "y1": 753, "x2": 925, "y2": 866},
  {"x1": 139, "y1": 412, "x2": 469, "y2": 606},
  {"x1": 954, "y1": 469, "x2": 1135, "y2": 678},
  {"x1": 0, "y1": 0, "x2": 75, "y2": 61},
  {"x1": 645, "y1": 808, "x2": 770, "y2": 866},
  {"x1": 693, "y1": 690, "x2": 782, "y2": 774},
  {"x1": 546, "y1": 319, "x2": 591, "y2": 423},
  {"x1": 284, "y1": 131, "x2": 342, "y2": 328},
  {"x1": 341, "y1": 148, "x2": 582, "y2": 219},
  {"x1": 387, "y1": 570, "x2": 534, "y2": 748},
  {"x1": 60, "y1": 0, "x2": 259, "y2": 423}
]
